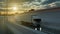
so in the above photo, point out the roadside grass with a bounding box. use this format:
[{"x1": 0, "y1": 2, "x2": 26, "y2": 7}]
[
  {"x1": 20, "y1": 21, "x2": 34, "y2": 29},
  {"x1": 4, "y1": 25, "x2": 14, "y2": 34},
  {"x1": 5, "y1": 28, "x2": 14, "y2": 34}
]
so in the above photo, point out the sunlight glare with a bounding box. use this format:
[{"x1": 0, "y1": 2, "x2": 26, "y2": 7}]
[{"x1": 13, "y1": 7, "x2": 17, "y2": 10}]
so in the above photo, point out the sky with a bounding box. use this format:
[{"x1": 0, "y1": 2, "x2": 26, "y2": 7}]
[{"x1": 0, "y1": 0, "x2": 60, "y2": 10}]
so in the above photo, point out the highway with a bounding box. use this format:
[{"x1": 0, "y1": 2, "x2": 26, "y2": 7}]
[
  {"x1": 0, "y1": 16, "x2": 46, "y2": 34},
  {"x1": 0, "y1": 13, "x2": 59, "y2": 34},
  {"x1": 6, "y1": 21, "x2": 46, "y2": 34}
]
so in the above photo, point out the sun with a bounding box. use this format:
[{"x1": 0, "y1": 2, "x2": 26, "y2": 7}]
[
  {"x1": 12, "y1": 7, "x2": 17, "y2": 10},
  {"x1": 11, "y1": 6, "x2": 18, "y2": 13}
]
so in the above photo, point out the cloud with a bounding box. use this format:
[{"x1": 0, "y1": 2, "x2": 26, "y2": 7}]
[
  {"x1": 47, "y1": 1, "x2": 60, "y2": 8},
  {"x1": 1, "y1": 0, "x2": 60, "y2": 10},
  {"x1": 19, "y1": 0, "x2": 60, "y2": 10},
  {"x1": 0, "y1": 2, "x2": 4, "y2": 3},
  {"x1": 41, "y1": 0, "x2": 60, "y2": 4},
  {"x1": 18, "y1": 0, "x2": 47, "y2": 10},
  {"x1": 53, "y1": 1, "x2": 60, "y2": 7},
  {"x1": 48, "y1": 3, "x2": 57, "y2": 8}
]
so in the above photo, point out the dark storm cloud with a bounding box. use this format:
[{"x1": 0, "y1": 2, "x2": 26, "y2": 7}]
[{"x1": 42, "y1": 0, "x2": 60, "y2": 4}]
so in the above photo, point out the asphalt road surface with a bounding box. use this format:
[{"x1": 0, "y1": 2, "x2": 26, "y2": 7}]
[
  {"x1": 6, "y1": 21, "x2": 46, "y2": 34},
  {"x1": 0, "y1": 16, "x2": 46, "y2": 34}
]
